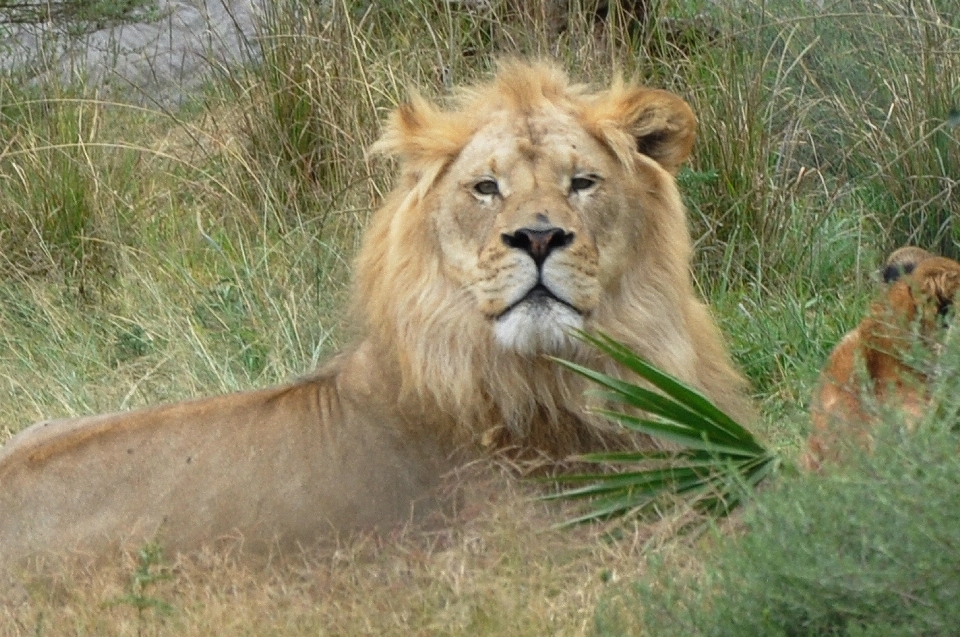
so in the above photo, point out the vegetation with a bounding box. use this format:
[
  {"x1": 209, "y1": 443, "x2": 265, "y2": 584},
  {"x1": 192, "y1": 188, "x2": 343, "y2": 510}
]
[
  {"x1": 0, "y1": 0, "x2": 958, "y2": 634},
  {"x1": 105, "y1": 543, "x2": 173, "y2": 636},
  {"x1": 597, "y1": 341, "x2": 960, "y2": 636},
  {"x1": 549, "y1": 331, "x2": 778, "y2": 525},
  {"x1": 0, "y1": 0, "x2": 159, "y2": 30}
]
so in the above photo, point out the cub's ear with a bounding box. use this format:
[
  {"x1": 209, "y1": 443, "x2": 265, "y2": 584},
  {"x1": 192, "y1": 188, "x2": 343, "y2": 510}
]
[
  {"x1": 583, "y1": 83, "x2": 697, "y2": 175},
  {"x1": 371, "y1": 93, "x2": 472, "y2": 170}
]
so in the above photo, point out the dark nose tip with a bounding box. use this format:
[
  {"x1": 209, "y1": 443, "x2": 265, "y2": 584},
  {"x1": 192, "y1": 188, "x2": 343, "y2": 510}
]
[{"x1": 501, "y1": 227, "x2": 575, "y2": 266}]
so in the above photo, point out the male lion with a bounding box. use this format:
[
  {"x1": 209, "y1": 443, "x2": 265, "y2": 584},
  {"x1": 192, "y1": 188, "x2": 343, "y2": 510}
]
[
  {"x1": 806, "y1": 247, "x2": 960, "y2": 469},
  {"x1": 0, "y1": 61, "x2": 752, "y2": 566}
]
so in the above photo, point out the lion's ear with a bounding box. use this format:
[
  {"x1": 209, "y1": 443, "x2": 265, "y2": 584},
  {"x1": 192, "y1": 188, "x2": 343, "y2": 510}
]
[
  {"x1": 372, "y1": 94, "x2": 472, "y2": 170},
  {"x1": 584, "y1": 84, "x2": 696, "y2": 175}
]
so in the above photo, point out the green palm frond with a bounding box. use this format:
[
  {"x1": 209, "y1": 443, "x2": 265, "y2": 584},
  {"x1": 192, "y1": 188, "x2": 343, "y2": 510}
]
[{"x1": 548, "y1": 331, "x2": 779, "y2": 525}]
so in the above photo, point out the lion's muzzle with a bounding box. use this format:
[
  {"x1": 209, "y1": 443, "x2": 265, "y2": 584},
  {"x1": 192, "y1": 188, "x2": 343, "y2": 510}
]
[
  {"x1": 497, "y1": 224, "x2": 581, "y2": 317},
  {"x1": 493, "y1": 224, "x2": 585, "y2": 354}
]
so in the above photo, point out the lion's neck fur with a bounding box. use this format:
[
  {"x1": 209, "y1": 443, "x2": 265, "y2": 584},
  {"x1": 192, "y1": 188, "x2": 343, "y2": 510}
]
[{"x1": 341, "y1": 330, "x2": 620, "y2": 458}]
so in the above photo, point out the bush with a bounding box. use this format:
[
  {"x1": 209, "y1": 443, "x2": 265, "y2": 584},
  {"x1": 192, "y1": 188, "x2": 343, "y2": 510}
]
[{"x1": 598, "y1": 400, "x2": 960, "y2": 636}]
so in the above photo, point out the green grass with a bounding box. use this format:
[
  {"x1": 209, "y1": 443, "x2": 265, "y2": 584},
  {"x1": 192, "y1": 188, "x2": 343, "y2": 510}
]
[
  {"x1": 1, "y1": 0, "x2": 958, "y2": 634},
  {"x1": 0, "y1": 0, "x2": 160, "y2": 32}
]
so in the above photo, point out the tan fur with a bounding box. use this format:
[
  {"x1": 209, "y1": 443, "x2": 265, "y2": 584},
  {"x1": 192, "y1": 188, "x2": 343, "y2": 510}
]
[
  {"x1": 806, "y1": 250, "x2": 960, "y2": 470},
  {"x1": 0, "y1": 61, "x2": 752, "y2": 567}
]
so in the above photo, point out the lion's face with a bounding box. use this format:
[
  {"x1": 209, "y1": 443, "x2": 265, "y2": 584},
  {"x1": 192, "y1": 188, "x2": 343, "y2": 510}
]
[
  {"x1": 368, "y1": 65, "x2": 698, "y2": 357},
  {"x1": 430, "y1": 107, "x2": 636, "y2": 354}
]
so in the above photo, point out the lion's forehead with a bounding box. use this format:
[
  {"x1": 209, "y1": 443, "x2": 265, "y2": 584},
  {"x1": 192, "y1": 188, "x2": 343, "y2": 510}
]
[{"x1": 453, "y1": 108, "x2": 608, "y2": 179}]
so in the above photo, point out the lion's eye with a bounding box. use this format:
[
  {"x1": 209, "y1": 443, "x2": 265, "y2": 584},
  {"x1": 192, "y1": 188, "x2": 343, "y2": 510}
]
[
  {"x1": 474, "y1": 180, "x2": 500, "y2": 197},
  {"x1": 570, "y1": 175, "x2": 598, "y2": 194}
]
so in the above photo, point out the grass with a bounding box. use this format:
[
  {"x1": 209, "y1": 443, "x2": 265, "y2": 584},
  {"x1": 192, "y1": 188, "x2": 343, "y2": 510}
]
[
  {"x1": 0, "y1": 0, "x2": 159, "y2": 32},
  {"x1": 0, "y1": 0, "x2": 958, "y2": 634},
  {"x1": 2, "y1": 467, "x2": 676, "y2": 636}
]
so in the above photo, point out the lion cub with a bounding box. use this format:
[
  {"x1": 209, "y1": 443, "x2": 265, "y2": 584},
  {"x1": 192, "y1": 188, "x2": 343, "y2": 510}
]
[{"x1": 806, "y1": 247, "x2": 960, "y2": 469}]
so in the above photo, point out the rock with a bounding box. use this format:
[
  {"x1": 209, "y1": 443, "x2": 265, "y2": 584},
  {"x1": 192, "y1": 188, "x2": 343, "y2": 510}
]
[{"x1": 3, "y1": 0, "x2": 263, "y2": 106}]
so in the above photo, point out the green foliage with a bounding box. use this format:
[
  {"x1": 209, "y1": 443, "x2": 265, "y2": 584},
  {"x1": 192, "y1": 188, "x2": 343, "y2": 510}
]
[
  {"x1": 217, "y1": 0, "x2": 375, "y2": 227},
  {"x1": 715, "y1": 277, "x2": 872, "y2": 406},
  {"x1": 0, "y1": 84, "x2": 109, "y2": 281},
  {"x1": 112, "y1": 321, "x2": 154, "y2": 366},
  {"x1": 192, "y1": 279, "x2": 269, "y2": 377},
  {"x1": 0, "y1": 77, "x2": 169, "y2": 294},
  {"x1": 657, "y1": 2, "x2": 837, "y2": 282},
  {"x1": 549, "y1": 332, "x2": 779, "y2": 525},
  {"x1": 648, "y1": 0, "x2": 960, "y2": 284},
  {"x1": 789, "y1": 0, "x2": 960, "y2": 258},
  {"x1": 105, "y1": 543, "x2": 173, "y2": 635},
  {"x1": 597, "y1": 383, "x2": 960, "y2": 636}
]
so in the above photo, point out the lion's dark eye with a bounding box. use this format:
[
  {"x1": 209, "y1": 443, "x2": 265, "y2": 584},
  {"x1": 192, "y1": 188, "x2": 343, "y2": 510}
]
[
  {"x1": 474, "y1": 180, "x2": 500, "y2": 196},
  {"x1": 570, "y1": 175, "x2": 597, "y2": 193}
]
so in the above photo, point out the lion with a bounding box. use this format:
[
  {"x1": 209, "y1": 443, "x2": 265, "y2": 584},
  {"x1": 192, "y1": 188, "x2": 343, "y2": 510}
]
[
  {"x1": 0, "y1": 61, "x2": 753, "y2": 567},
  {"x1": 805, "y1": 247, "x2": 960, "y2": 469}
]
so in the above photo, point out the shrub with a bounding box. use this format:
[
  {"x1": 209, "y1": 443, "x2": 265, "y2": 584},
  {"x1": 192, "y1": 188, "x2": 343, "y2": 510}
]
[{"x1": 598, "y1": 388, "x2": 960, "y2": 636}]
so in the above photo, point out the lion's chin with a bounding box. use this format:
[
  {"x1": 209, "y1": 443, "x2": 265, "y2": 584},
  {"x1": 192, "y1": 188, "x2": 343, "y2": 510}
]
[{"x1": 493, "y1": 301, "x2": 584, "y2": 356}]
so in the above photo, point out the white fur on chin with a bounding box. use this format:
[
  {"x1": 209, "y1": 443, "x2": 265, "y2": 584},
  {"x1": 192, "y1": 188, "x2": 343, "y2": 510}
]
[{"x1": 494, "y1": 301, "x2": 583, "y2": 356}]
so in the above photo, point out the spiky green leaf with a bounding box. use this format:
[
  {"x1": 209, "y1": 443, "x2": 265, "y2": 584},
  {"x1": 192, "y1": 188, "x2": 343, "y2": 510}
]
[{"x1": 548, "y1": 331, "x2": 779, "y2": 526}]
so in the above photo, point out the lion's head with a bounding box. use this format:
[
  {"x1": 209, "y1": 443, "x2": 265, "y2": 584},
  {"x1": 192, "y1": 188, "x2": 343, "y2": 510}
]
[{"x1": 349, "y1": 61, "x2": 751, "y2": 450}]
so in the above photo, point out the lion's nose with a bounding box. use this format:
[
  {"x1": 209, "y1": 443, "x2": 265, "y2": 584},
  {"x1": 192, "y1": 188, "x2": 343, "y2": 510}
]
[{"x1": 501, "y1": 227, "x2": 575, "y2": 267}]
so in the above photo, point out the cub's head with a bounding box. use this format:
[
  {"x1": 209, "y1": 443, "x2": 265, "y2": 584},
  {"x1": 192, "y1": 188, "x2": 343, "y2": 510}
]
[
  {"x1": 360, "y1": 61, "x2": 696, "y2": 356},
  {"x1": 882, "y1": 245, "x2": 934, "y2": 284},
  {"x1": 883, "y1": 255, "x2": 960, "y2": 337}
]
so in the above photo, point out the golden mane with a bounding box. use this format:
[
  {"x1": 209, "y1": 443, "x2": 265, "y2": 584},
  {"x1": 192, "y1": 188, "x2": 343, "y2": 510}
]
[{"x1": 356, "y1": 62, "x2": 749, "y2": 452}]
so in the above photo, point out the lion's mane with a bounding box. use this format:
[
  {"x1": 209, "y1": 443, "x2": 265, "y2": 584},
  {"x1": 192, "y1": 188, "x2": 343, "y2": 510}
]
[{"x1": 353, "y1": 61, "x2": 753, "y2": 454}]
